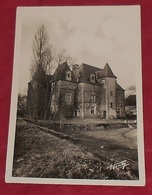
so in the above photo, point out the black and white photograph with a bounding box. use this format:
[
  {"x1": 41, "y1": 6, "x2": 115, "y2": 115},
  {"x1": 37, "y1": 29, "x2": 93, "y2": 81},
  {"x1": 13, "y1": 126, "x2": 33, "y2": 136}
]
[{"x1": 5, "y1": 6, "x2": 145, "y2": 185}]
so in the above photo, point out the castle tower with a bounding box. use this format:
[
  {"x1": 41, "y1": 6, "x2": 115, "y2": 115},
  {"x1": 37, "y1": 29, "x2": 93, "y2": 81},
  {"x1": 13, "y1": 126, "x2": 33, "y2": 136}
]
[{"x1": 102, "y1": 63, "x2": 117, "y2": 119}]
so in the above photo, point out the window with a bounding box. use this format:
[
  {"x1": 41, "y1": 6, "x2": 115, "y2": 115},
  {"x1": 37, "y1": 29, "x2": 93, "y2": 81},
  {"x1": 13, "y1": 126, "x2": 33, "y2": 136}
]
[
  {"x1": 90, "y1": 74, "x2": 95, "y2": 83},
  {"x1": 117, "y1": 107, "x2": 120, "y2": 115},
  {"x1": 110, "y1": 91, "x2": 113, "y2": 96},
  {"x1": 67, "y1": 73, "x2": 70, "y2": 78},
  {"x1": 110, "y1": 102, "x2": 113, "y2": 108},
  {"x1": 66, "y1": 93, "x2": 72, "y2": 103},
  {"x1": 66, "y1": 71, "x2": 71, "y2": 81},
  {"x1": 52, "y1": 82, "x2": 55, "y2": 88},
  {"x1": 91, "y1": 95, "x2": 96, "y2": 102},
  {"x1": 91, "y1": 106, "x2": 95, "y2": 114}
]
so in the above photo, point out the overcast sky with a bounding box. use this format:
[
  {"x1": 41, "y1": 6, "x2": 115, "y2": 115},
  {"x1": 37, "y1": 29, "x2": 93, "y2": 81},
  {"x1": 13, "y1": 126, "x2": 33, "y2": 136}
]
[{"x1": 16, "y1": 6, "x2": 141, "y2": 95}]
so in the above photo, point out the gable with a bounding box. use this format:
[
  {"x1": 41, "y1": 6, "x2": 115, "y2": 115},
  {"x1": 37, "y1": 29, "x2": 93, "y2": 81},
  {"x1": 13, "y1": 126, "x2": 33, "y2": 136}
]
[
  {"x1": 78, "y1": 63, "x2": 117, "y2": 84},
  {"x1": 52, "y1": 62, "x2": 76, "y2": 83}
]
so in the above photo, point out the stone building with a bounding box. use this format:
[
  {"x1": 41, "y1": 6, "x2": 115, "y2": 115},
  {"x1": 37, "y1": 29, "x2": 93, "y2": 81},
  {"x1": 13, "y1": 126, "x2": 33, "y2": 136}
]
[{"x1": 50, "y1": 62, "x2": 125, "y2": 119}]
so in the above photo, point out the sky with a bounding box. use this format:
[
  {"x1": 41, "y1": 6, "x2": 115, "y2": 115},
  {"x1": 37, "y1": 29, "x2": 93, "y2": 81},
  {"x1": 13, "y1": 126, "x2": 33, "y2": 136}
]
[{"x1": 16, "y1": 6, "x2": 141, "y2": 95}]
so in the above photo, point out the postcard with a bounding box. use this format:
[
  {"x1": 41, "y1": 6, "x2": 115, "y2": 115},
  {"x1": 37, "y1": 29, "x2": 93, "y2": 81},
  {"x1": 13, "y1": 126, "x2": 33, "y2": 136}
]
[{"x1": 5, "y1": 6, "x2": 145, "y2": 186}]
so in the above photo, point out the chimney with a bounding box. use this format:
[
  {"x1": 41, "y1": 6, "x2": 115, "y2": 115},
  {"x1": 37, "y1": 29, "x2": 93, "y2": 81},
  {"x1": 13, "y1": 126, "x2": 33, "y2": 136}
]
[{"x1": 72, "y1": 64, "x2": 80, "y2": 82}]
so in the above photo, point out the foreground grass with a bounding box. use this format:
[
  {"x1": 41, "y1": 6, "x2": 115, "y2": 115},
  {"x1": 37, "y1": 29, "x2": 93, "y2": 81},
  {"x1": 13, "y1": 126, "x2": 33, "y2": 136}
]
[{"x1": 12, "y1": 119, "x2": 139, "y2": 180}]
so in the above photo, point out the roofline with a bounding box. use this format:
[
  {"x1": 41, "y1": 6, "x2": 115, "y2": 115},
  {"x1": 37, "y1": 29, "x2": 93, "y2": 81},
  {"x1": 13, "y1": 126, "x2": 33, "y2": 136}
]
[
  {"x1": 51, "y1": 79, "x2": 77, "y2": 84},
  {"x1": 116, "y1": 88, "x2": 125, "y2": 91},
  {"x1": 81, "y1": 63, "x2": 102, "y2": 71}
]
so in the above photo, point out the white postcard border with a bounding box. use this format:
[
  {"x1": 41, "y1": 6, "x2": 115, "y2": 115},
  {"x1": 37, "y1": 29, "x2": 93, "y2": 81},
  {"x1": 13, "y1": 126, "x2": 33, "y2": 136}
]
[{"x1": 5, "y1": 6, "x2": 145, "y2": 186}]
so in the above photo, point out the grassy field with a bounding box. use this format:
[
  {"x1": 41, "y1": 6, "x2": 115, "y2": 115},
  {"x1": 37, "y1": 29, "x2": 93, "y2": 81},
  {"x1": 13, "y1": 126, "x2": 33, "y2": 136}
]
[{"x1": 12, "y1": 118, "x2": 139, "y2": 180}]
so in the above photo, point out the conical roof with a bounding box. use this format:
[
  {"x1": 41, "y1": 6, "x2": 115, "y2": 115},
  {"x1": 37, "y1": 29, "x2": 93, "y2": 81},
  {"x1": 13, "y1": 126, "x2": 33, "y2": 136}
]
[{"x1": 103, "y1": 63, "x2": 117, "y2": 78}]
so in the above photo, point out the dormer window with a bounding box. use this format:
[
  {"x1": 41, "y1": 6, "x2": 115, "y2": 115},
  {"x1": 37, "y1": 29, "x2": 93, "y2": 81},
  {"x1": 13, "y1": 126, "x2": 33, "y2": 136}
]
[
  {"x1": 90, "y1": 74, "x2": 95, "y2": 83},
  {"x1": 66, "y1": 71, "x2": 71, "y2": 81},
  {"x1": 52, "y1": 82, "x2": 55, "y2": 87}
]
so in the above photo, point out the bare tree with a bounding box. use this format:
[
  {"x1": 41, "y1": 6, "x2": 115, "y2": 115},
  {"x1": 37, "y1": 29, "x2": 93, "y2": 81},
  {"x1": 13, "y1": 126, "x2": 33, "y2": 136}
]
[
  {"x1": 28, "y1": 25, "x2": 76, "y2": 120},
  {"x1": 29, "y1": 25, "x2": 55, "y2": 119},
  {"x1": 32, "y1": 25, "x2": 55, "y2": 76},
  {"x1": 17, "y1": 94, "x2": 27, "y2": 117},
  {"x1": 55, "y1": 49, "x2": 75, "y2": 67}
]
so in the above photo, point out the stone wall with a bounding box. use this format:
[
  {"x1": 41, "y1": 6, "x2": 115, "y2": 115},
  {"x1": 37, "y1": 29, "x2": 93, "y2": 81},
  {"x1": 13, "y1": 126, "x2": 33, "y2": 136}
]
[
  {"x1": 50, "y1": 79, "x2": 125, "y2": 119},
  {"x1": 51, "y1": 80, "x2": 77, "y2": 118},
  {"x1": 77, "y1": 82, "x2": 104, "y2": 118},
  {"x1": 103, "y1": 77, "x2": 117, "y2": 119},
  {"x1": 116, "y1": 89, "x2": 125, "y2": 118}
]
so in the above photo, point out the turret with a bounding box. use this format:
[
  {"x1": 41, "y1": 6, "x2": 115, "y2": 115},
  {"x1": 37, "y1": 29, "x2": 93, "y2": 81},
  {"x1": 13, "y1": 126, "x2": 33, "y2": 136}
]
[{"x1": 102, "y1": 63, "x2": 117, "y2": 119}]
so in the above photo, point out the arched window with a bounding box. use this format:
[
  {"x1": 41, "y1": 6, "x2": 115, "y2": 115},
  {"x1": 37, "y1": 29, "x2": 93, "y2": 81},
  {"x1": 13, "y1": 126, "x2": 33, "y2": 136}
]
[{"x1": 90, "y1": 74, "x2": 95, "y2": 83}]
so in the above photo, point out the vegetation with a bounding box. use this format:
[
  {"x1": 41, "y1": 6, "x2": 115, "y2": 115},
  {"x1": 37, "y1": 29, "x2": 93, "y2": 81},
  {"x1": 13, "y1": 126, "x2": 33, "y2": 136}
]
[
  {"x1": 13, "y1": 119, "x2": 139, "y2": 180},
  {"x1": 27, "y1": 25, "x2": 75, "y2": 120},
  {"x1": 17, "y1": 94, "x2": 27, "y2": 117}
]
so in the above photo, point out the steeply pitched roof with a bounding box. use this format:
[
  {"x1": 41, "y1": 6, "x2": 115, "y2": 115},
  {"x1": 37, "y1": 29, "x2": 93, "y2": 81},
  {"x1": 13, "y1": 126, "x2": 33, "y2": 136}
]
[
  {"x1": 78, "y1": 63, "x2": 102, "y2": 83},
  {"x1": 52, "y1": 62, "x2": 118, "y2": 85},
  {"x1": 95, "y1": 70, "x2": 104, "y2": 79},
  {"x1": 52, "y1": 62, "x2": 76, "y2": 82},
  {"x1": 116, "y1": 83, "x2": 125, "y2": 91},
  {"x1": 78, "y1": 63, "x2": 117, "y2": 83},
  {"x1": 95, "y1": 63, "x2": 117, "y2": 79},
  {"x1": 125, "y1": 95, "x2": 136, "y2": 106},
  {"x1": 102, "y1": 63, "x2": 117, "y2": 78}
]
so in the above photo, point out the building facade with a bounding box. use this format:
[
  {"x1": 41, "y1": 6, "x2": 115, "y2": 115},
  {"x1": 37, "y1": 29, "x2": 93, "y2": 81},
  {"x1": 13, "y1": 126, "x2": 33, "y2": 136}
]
[{"x1": 50, "y1": 62, "x2": 125, "y2": 119}]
